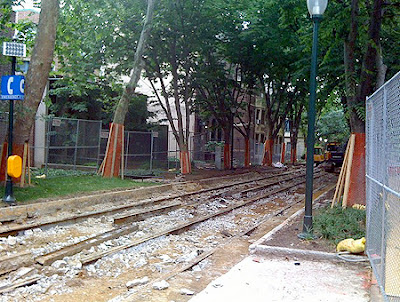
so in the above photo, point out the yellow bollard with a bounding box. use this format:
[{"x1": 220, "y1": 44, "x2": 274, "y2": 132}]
[{"x1": 7, "y1": 155, "x2": 22, "y2": 178}]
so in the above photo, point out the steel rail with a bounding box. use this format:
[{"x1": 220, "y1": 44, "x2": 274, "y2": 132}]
[
  {"x1": 0, "y1": 169, "x2": 305, "y2": 237},
  {"x1": 79, "y1": 175, "x2": 320, "y2": 265}
]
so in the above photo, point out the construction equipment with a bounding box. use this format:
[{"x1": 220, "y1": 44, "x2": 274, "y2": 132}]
[
  {"x1": 324, "y1": 142, "x2": 346, "y2": 172},
  {"x1": 313, "y1": 146, "x2": 325, "y2": 166}
]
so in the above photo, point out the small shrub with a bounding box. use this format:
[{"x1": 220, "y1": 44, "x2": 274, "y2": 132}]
[{"x1": 313, "y1": 206, "x2": 366, "y2": 244}]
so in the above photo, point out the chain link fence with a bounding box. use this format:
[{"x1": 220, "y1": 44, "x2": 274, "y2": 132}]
[
  {"x1": 190, "y1": 133, "x2": 285, "y2": 169},
  {"x1": 366, "y1": 71, "x2": 400, "y2": 302},
  {"x1": 44, "y1": 117, "x2": 102, "y2": 172},
  {"x1": 99, "y1": 126, "x2": 169, "y2": 176},
  {"x1": 1, "y1": 113, "x2": 299, "y2": 176}
]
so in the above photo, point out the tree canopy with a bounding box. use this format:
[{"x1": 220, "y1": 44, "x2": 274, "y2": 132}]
[{"x1": 4, "y1": 0, "x2": 400, "y2": 152}]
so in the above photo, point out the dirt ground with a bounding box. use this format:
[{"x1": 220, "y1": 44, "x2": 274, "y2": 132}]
[
  {"x1": 266, "y1": 198, "x2": 337, "y2": 254},
  {"x1": 2, "y1": 165, "x2": 346, "y2": 302}
]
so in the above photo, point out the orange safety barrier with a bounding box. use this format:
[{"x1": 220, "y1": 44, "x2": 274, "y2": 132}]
[
  {"x1": 347, "y1": 132, "x2": 366, "y2": 206},
  {"x1": 180, "y1": 150, "x2": 191, "y2": 174},
  {"x1": 244, "y1": 138, "x2": 250, "y2": 167},
  {"x1": 290, "y1": 146, "x2": 297, "y2": 164},
  {"x1": 262, "y1": 139, "x2": 274, "y2": 166},
  {"x1": 223, "y1": 143, "x2": 231, "y2": 169},
  {"x1": 101, "y1": 123, "x2": 124, "y2": 178}
]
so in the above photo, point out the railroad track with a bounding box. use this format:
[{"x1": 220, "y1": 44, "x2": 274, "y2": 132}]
[
  {"x1": 0, "y1": 168, "x2": 333, "y2": 299},
  {"x1": 0, "y1": 167, "x2": 305, "y2": 237}
]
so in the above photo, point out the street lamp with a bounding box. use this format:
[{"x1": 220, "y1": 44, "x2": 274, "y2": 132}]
[{"x1": 299, "y1": 0, "x2": 328, "y2": 239}]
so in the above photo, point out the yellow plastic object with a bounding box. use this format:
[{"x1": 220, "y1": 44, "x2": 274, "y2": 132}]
[
  {"x1": 336, "y1": 237, "x2": 366, "y2": 254},
  {"x1": 7, "y1": 155, "x2": 22, "y2": 178},
  {"x1": 352, "y1": 204, "x2": 366, "y2": 210}
]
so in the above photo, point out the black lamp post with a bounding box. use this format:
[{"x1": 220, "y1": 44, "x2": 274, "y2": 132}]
[
  {"x1": 299, "y1": 0, "x2": 328, "y2": 239},
  {"x1": 3, "y1": 57, "x2": 17, "y2": 204},
  {"x1": 231, "y1": 107, "x2": 237, "y2": 170},
  {"x1": 2, "y1": 39, "x2": 26, "y2": 204}
]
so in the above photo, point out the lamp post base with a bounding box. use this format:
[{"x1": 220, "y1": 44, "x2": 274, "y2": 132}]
[
  {"x1": 298, "y1": 215, "x2": 317, "y2": 240},
  {"x1": 3, "y1": 179, "x2": 16, "y2": 205},
  {"x1": 297, "y1": 232, "x2": 317, "y2": 240}
]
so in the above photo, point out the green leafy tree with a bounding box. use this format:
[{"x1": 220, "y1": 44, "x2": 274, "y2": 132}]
[
  {"x1": 144, "y1": 0, "x2": 217, "y2": 174},
  {"x1": 54, "y1": 0, "x2": 149, "y2": 121},
  {"x1": 316, "y1": 109, "x2": 350, "y2": 144}
]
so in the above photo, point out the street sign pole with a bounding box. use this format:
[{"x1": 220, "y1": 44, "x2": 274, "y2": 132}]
[
  {"x1": 1, "y1": 41, "x2": 27, "y2": 204},
  {"x1": 3, "y1": 57, "x2": 17, "y2": 204}
]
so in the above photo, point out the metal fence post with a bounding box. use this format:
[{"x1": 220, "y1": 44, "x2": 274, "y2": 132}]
[
  {"x1": 380, "y1": 86, "x2": 388, "y2": 282},
  {"x1": 150, "y1": 131, "x2": 154, "y2": 173},
  {"x1": 73, "y1": 119, "x2": 80, "y2": 169},
  {"x1": 96, "y1": 122, "x2": 102, "y2": 170},
  {"x1": 125, "y1": 131, "x2": 130, "y2": 173},
  {"x1": 44, "y1": 118, "x2": 51, "y2": 175}
]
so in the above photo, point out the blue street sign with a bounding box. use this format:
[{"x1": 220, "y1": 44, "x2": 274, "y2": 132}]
[{"x1": 1, "y1": 75, "x2": 25, "y2": 100}]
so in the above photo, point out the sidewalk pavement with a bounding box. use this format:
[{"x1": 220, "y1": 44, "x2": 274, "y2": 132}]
[
  {"x1": 189, "y1": 207, "x2": 382, "y2": 302},
  {"x1": 189, "y1": 254, "x2": 373, "y2": 302}
]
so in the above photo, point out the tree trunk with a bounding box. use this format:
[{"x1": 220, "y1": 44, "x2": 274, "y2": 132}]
[
  {"x1": 0, "y1": 0, "x2": 59, "y2": 183},
  {"x1": 101, "y1": 0, "x2": 156, "y2": 177},
  {"x1": 290, "y1": 144, "x2": 297, "y2": 164},
  {"x1": 223, "y1": 126, "x2": 231, "y2": 169},
  {"x1": 290, "y1": 126, "x2": 299, "y2": 164},
  {"x1": 289, "y1": 104, "x2": 303, "y2": 165},
  {"x1": 244, "y1": 138, "x2": 250, "y2": 167},
  {"x1": 262, "y1": 138, "x2": 274, "y2": 166},
  {"x1": 344, "y1": 0, "x2": 384, "y2": 206},
  {"x1": 280, "y1": 142, "x2": 286, "y2": 163},
  {"x1": 179, "y1": 143, "x2": 191, "y2": 174},
  {"x1": 262, "y1": 114, "x2": 274, "y2": 166},
  {"x1": 375, "y1": 42, "x2": 387, "y2": 89},
  {"x1": 13, "y1": 0, "x2": 59, "y2": 145}
]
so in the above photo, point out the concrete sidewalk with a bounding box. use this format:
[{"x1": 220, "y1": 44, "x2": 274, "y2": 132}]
[
  {"x1": 189, "y1": 205, "x2": 379, "y2": 302},
  {"x1": 189, "y1": 254, "x2": 372, "y2": 302}
]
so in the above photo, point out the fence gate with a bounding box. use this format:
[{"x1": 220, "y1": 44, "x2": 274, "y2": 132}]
[{"x1": 366, "y1": 71, "x2": 400, "y2": 302}]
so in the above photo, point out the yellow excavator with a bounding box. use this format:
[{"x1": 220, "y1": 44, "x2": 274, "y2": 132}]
[{"x1": 314, "y1": 146, "x2": 325, "y2": 166}]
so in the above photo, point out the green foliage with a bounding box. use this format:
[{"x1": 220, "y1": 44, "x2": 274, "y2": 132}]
[
  {"x1": 313, "y1": 206, "x2": 366, "y2": 244},
  {"x1": 53, "y1": 0, "x2": 152, "y2": 127},
  {"x1": 316, "y1": 109, "x2": 350, "y2": 143},
  {"x1": 125, "y1": 94, "x2": 155, "y2": 131},
  {"x1": 205, "y1": 141, "x2": 225, "y2": 152},
  {"x1": 34, "y1": 0, "x2": 400, "y2": 140}
]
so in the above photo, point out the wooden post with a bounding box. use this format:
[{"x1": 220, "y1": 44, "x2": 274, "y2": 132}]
[
  {"x1": 101, "y1": 124, "x2": 113, "y2": 176},
  {"x1": 333, "y1": 152, "x2": 348, "y2": 207},
  {"x1": 342, "y1": 134, "x2": 356, "y2": 208},
  {"x1": 331, "y1": 138, "x2": 351, "y2": 207},
  {"x1": 20, "y1": 143, "x2": 28, "y2": 188},
  {"x1": 110, "y1": 124, "x2": 119, "y2": 176},
  {"x1": 27, "y1": 144, "x2": 31, "y2": 186}
]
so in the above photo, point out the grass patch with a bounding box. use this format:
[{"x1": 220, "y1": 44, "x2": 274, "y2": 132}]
[
  {"x1": 1, "y1": 175, "x2": 157, "y2": 202},
  {"x1": 313, "y1": 206, "x2": 366, "y2": 244},
  {"x1": 31, "y1": 168, "x2": 95, "y2": 178}
]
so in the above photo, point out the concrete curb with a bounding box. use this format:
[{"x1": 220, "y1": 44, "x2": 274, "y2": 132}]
[{"x1": 250, "y1": 244, "x2": 338, "y2": 260}]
